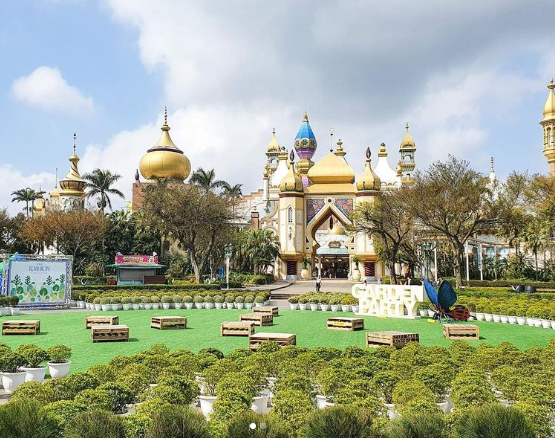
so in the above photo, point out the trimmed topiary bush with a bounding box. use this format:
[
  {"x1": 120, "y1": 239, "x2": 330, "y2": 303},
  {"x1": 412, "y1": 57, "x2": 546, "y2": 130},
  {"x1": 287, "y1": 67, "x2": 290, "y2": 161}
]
[
  {"x1": 0, "y1": 399, "x2": 60, "y2": 438},
  {"x1": 270, "y1": 389, "x2": 315, "y2": 431},
  {"x1": 145, "y1": 405, "x2": 210, "y2": 438},
  {"x1": 64, "y1": 409, "x2": 126, "y2": 438},
  {"x1": 385, "y1": 413, "x2": 445, "y2": 438},
  {"x1": 224, "y1": 411, "x2": 290, "y2": 438},
  {"x1": 298, "y1": 405, "x2": 377, "y2": 438}
]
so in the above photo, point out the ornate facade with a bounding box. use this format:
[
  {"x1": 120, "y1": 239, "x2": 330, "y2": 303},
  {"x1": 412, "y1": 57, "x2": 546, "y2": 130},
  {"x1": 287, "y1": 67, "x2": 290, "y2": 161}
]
[{"x1": 542, "y1": 78, "x2": 555, "y2": 176}]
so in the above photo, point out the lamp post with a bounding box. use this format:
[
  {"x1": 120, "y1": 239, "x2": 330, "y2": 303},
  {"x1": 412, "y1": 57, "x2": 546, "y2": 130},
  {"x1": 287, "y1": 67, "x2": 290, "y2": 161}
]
[{"x1": 224, "y1": 244, "x2": 232, "y2": 290}]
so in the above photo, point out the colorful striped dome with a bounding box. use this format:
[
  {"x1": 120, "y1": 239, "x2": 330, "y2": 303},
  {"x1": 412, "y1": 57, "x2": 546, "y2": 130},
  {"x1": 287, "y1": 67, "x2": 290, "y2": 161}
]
[{"x1": 294, "y1": 112, "x2": 317, "y2": 160}]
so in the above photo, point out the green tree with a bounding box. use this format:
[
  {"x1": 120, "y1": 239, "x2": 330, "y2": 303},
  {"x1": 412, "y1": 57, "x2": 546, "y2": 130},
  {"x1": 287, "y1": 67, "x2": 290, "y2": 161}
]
[
  {"x1": 83, "y1": 169, "x2": 124, "y2": 213},
  {"x1": 221, "y1": 182, "x2": 243, "y2": 219},
  {"x1": 189, "y1": 168, "x2": 226, "y2": 193},
  {"x1": 243, "y1": 229, "x2": 279, "y2": 274},
  {"x1": 11, "y1": 188, "x2": 38, "y2": 218}
]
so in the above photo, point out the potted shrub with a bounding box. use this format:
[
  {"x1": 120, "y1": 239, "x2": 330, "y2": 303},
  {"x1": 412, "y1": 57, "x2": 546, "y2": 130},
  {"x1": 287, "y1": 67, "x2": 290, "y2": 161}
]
[
  {"x1": 309, "y1": 295, "x2": 319, "y2": 311},
  {"x1": 483, "y1": 304, "x2": 493, "y2": 322},
  {"x1": 244, "y1": 295, "x2": 254, "y2": 309},
  {"x1": 111, "y1": 297, "x2": 121, "y2": 311},
  {"x1": 0, "y1": 296, "x2": 9, "y2": 316},
  {"x1": 93, "y1": 297, "x2": 102, "y2": 311},
  {"x1": 506, "y1": 307, "x2": 517, "y2": 325},
  {"x1": 301, "y1": 257, "x2": 311, "y2": 280},
  {"x1": 142, "y1": 296, "x2": 152, "y2": 310},
  {"x1": 204, "y1": 296, "x2": 214, "y2": 309},
  {"x1": 475, "y1": 303, "x2": 485, "y2": 321},
  {"x1": 0, "y1": 352, "x2": 27, "y2": 392},
  {"x1": 288, "y1": 296, "x2": 299, "y2": 310},
  {"x1": 173, "y1": 295, "x2": 183, "y2": 309},
  {"x1": 9, "y1": 296, "x2": 20, "y2": 315},
  {"x1": 121, "y1": 297, "x2": 132, "y2": 311},
  {"x1": 515, "y1": 306, "x2": 527, "y2": 325},
  {"x1": 254, "y1": 295, "x2": 265, "y2": 308},
  {"x1": 16, "y1": 344, "x2": 50, "y2": 383},
  {"x1": 194, "y1": 295, "x2": 204, "y2": 309},
  {"x1": 235, "y1": 295, "x2": 245, "y2": 309},
  {"x1": 132, "y1": 296, "x2": 141, "y2": 310},
  {"x1": 161, "y1": 295, "x2": 173, "y2": 310},
  {"x1": 150, "y1": 295, "x2": 161, "y2": 310},
  {"x1": 224, "y1": 295, "x2": 235, "y2": 309},
  {"x1": 100, "y1": 297, "x2": 111, "y2": 312},
  {"x1": 351, "y1": 256, "x2": 361, "y2": 282},
  {"x1": 183, "y1": 295, "x2": 193, "y2": 309},
  {"x1": 550, "y1": 309, "x2": 555, "y2": 330},
  {"x1": 540, "y1": 307, "x2": 551, "y2": 329},
  {"x1": 348, "y1": 295, "x2": 360, "y2": 313},
  {"x1": 491, "y1": 303, "x2": 501, "y2": 323},
  {"x1": 329, "y1": 295, "x2": 341, "y2": 312},
  {"x1": 47, "y1": 345, "x2": 72, "y2": 378},
  {"x1": 298, "y1": 295, "x2": 309, "y2": 311},
  {"x1": 340, "y1": 295, "x2": 352, "y2": 312},
  {"x1": 417, "y1": 302, "x2": 428, "y2": 317},
  {"x1": 214, "y1": 295, "x2": 224, "y2": 309}
]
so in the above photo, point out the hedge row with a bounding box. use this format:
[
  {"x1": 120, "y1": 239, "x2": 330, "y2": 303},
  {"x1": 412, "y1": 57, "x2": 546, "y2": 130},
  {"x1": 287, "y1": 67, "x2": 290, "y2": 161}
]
[
  {"x1": 72, "y1": 289, "x2": 271, "y2": 303},
  {"x1": 72, "y1": 283, "x2": 220, "y2": 292}
]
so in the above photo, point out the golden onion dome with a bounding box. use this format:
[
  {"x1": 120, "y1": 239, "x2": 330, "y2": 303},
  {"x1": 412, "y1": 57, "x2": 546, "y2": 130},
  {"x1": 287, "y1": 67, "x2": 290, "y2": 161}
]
[
  {"x1": 356, "y1": 147, "x2": 381, "y2": 192},
  {"x1": 279, "y1": 150, "x2": 303, "y2": 193},
  {"x1": 543, "y1": 78, "x2": 555, "y2": 120},
  {"x1": 307, "y1": 150, "x2": 355, "y2": 184},
  {"x1": 59, "y1": 134, "x2": 86, "y2": 197},
  {"x1": 267, "y1": 128, "x2": 280, "y2": 153},
  {"x1": 328, "y1": 221, "x2": 346, "y2": 235},
  {"x1": 139, "y1": 108, "x2": 191, "y2": 181},
  {"x1": 400, "y1": 123, "x2": 416, "y2": 151},
  {"x1": 50, "y1": 168, "x2": 60, "y2": 199}
]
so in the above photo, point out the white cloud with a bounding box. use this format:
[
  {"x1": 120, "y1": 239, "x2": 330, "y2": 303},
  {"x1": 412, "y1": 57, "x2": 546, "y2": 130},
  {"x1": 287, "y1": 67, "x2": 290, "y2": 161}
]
[
  {"x1": 0, "y1": 165, "x2": 55, "y2": 215},
  {"x1": 11, "y1": 66, "x2": 94, "y2": 115}
]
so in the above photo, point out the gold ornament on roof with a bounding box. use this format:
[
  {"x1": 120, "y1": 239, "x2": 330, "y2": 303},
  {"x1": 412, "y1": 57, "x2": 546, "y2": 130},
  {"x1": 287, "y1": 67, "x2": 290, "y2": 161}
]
[
  {"x1": 267, "y1": 128, "x2": 280, "y2": 153},
  {"x1": 356, "y1": 147, "x2": 381, "y2": 192},
  {"x1": 334, "y1": 139, "x2": 346, "y2": 157},
  {"x1": 307, "y1": 150, "x2": 355, "y2": 184},
  {"x1": 279, "y1": 150, "x2": 303, "y2": 193},
  {"x1": 400, "y1": 123, "x2": 416, "y2": 151},
  {"x1": 543, "y1": 78, "x2": 555, "y2": 120},
  {"x1": 59, "y1": 133, "x2": 86, "y2": 197}
]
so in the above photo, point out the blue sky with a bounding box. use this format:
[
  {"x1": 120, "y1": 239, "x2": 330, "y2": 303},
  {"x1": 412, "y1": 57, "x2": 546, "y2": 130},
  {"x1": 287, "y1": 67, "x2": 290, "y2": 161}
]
[{"x1": 1, "y1": 0, "x2": 554, "y2": 213}]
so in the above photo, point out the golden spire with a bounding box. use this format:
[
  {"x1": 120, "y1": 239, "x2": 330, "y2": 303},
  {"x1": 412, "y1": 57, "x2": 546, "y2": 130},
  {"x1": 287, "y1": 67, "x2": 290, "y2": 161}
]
[
  {"x1": 543, "y1": 78, "x2": 555, "y2": 119},
  {"x1": 400, "y1": 123, "x2": 416, "y2": 151},
  {"x1": 267, "y1": 127, "x2": 280, "y2": 153},
  {"x1": 280, "y1": 150, "x2": 303, "y2": 193},
  {"x1": 334, "y1": 139, "x2": 346, "y2": 157},
  {"x1": 378, "y1": 142, "x2": 388, "y2": 157},
  {"x1": 356, "y1": 147, "x2": 381, "y2": 192},
  {"x1": 59, "y1": 133, "x2": 86, "y2": 196}
]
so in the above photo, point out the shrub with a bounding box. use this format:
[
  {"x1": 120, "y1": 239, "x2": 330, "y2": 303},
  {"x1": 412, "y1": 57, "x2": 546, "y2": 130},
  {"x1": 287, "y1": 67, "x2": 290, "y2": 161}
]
[
  {"x1": 142, "y1": 385, "x2": 188, "y2": 405},
  {"x1": 225, "y1": 295, "x2": 235, "y2": 304},
  {"x1": 225, "y1": 412, "x2": 290, "y2": 437},
  {"x1": 298, "y1": 406, "x2": 376, "y2": 438},
  {"x1": 132, "y1": 296, "x2": 142, "y2": 305},
  {"x1": 199, "y1": 347, "x2": 225, "y2": 360},
  {"x1": 235, "y1": 295, "x2": 244, "y2": 303},
  {"x1": 372, "y1": 371, "x2": 402, "y2": 404},
  {"x1": 74, "y1": 389, "x2": 115, "y2": 412},
  {"x1": 46, "y1": 345, "x2": 71, "y2": 363},
  {"x1": 98, "y1": 382, "x2": 135, "y2": 413},
  {"x1": 172, "y1": 295, "x2": 182, "y2": 303},
  {"x1": 244, "y1": 295, "x2": 254, "y2": 304},
  {"x1": 10, "y1": 381, "x2": 56, "y2": 404},
  {"x1": 0, "y1": 352, "x2": 26, "y2": 373},
  {"x1": 8, "y1": 296, "x2": 19, "y2": 306},
  {"x1": 214, "y1": 295, "x2": 224, "y2": 303},
  {"x1": 118, "y1": 372, "x2": 151, "y2": 397},
  {"x1": 150, "y1": 295, "x2": 160, "y2": 303},
  {"x1": 145, "y1": 405, "x2": 210, "y2": 438},
  {"x1": 204, "y1": 296, "x2": 214, "y2": 304},
  {"x1": 64, "y1": 409, "x2": 126, "y2": 438},
  {"x1": 451, "y1": 384, "x2": 496, "y2": 410},
  {"x1": 14, "y1": 344, "x2": 49, "y2": 368},
  {"x1": 87, "y1": 364, "x2": 117, "y2": 385},
  {"x1": 288, "y1": 296, "x2": 299, "y2": 304},
  {"x1": 453, "y1": 403, "x2": 535, "y2": 438},
  {"x1": 183, "y1": 295, "x2": 193, "y2": 303},
  {"x1": 0, "y1": 399, "x2": 60, "y2": 438},
  {"x1": 254, "y1": 295, "x2": 265, "y2": 303},
  {"x1": 121, "y1": 297, "x2": 131, "y2": 304},
  {"x1": 271, "y1": 389, "x2": 315, "y2": 431},
  {"x1": 161, "y1": 295, "x2": 173, "y2": 303},
  {"x1": 41, "y1": 400, "x2": 86, "y2": 429},
  {"x1": 156, "y1": 375, "x2": 199, "y2": 405},
  {"x1": 194, "y1": 295, "x2": 204, "y2": 303},
  {"x1": 122, "y1": 414, "x2": 151, "y2": 438},
  {"x1": 392, "y1": 380, "x2": 436, "y2": 414},
  {"x1": 385, "y1": 413, "x2": 445, "y2": 438},
  {"x1": 135, "y1": 398, "x2": 172, "y2": 418}
]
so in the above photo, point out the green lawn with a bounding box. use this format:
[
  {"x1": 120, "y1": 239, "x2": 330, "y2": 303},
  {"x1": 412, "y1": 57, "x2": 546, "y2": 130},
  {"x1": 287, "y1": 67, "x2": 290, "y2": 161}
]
[{"x1": 1, "y1": 309, "x2": 554, "y2": 372}]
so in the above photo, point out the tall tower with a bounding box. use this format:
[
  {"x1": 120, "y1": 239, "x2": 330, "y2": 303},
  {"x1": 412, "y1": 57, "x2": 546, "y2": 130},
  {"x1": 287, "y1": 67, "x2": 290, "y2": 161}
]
[
  {"x1": 399, "y1": 123, "x2": 416, "y2": 185},
  {"x1": 541, "y1": 78, "x2": 555, "y2": 176},
  {"x1": 59, "y1": 133, "x2": 86, "y2": 211},
  {"x1": 266, "y1": 128, "x2": 281, "y2": 172},
  {"x1": 293, "y1": 113, "x2": 317, "y2": 183}
]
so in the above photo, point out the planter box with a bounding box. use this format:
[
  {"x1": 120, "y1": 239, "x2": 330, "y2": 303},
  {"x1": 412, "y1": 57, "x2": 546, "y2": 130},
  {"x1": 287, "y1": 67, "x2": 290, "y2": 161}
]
[
  {"x1": 253, "y1": 306, "x2": 279, "y2": 316},
  {"x1": 2, "y1": 320, "x2": 40, "y2": 335},
  {"x1": 443, "y1": 324, "x2": 479, "y2": 340},
  {"x1": 327, "y1": 317, "x2": 364, "y2": 331},
  {"x1": 84, "y1": 315, "x2": 119, "y2": 329},
  {"x1": 366, "y1": 331, "x2": 419, "y2": 349},
  {"x1": 240, "y1": 313, "x2": 274, "y2": 326},
  {"x1": 151, "y1": 316, "x2": 187, "y2": 330},
  {"x1": 91, "y1": 324, "x2": 130, "y2": 342},
  {"x1": 249, "y1": 332, "x2": 296, "y2": 350},
  {"x1": 221, "y1": 321, "x2": 255, "y2": 336}
]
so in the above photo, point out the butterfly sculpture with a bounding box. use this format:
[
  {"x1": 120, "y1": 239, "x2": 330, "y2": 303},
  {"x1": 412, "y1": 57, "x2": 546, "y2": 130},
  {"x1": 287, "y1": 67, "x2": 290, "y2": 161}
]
[{"x1": 423, "y1": 279, "x2": 470, "y2": 322}]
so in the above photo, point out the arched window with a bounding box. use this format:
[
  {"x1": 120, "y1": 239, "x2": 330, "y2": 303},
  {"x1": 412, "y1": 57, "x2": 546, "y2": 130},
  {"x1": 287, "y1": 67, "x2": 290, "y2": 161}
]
[
  {"x1": 547, "y1": 128, "x2": 552, "y2": 145},
  {"x1": 287, "y1": 207, "x2": 293, "y2": 223}
]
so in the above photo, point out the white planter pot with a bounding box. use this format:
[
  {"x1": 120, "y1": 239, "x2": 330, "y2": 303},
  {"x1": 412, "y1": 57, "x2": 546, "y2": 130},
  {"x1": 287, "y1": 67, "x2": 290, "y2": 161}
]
[
  {"x1": 152, "y1": 303, "x2": 160, "y2": 310},
  {"x1": 111, "y1": 304, "x2": 119, "y2": 311},
  {"x1": 476, "y1": 313, "x2": 485, "y2": 321},
  {"x1": 1, "y1": 372, "x2": 26, "y2": 393},
  {"x1": 0, "y1": 308, "x2": 9, "y2": 316},
  {"x1": 195, "y1": 302, "x2": 204, "y2": 309},
  {"x1": 341, "y1": 305, "x2": 351, "y2": 312},
  {"x1": 10, "y1": 307, "x2": 20, "y2": 316},
  {"x1": 508, "y1": 316, "x2": 517, "y2": 325},
  {"x1": 236, "y1": 303, "x2": 244, "y2": 309},
  {"x1": 174, "y1": 303, "x2": 183, "y2": 309},
  {"x1": 122, "y1": 304, "x2": 131, "y2": 311},
  {"x1": 352, "y1": 269, "x2": 361, "y2": 282},
  {"x1": 205, "y1": 303, "x2": 214, "y2": 309},
  {"x1": 101, "y1": 305, "x2": 110, "y2": 311},
  {"x1": 551, "y1": 321, "x2": 555, "y2": 330},
  {"x1": 199, "y1": 395, "x2": 217, "y2": 418},
  {"x1": 542, "y1": 319, "x2": 551, "y2": 329},
  {"x1": 320, "y1": 304, "x2": 330, "y2": 311},
  {"x1": 94, "y1": 304, "x2": 101, "y2": 311},
  {"x1": 534, "y1": 319, "x2": 543, "y2": 327},
  {"x1": 527, "y1": 318, "x2": 535, "y2": 327},
  {"x1": 384, "y1": 403, "x2": 398, "y2": 419},
  {"x1": 144, "y1": 303, "x2": 153, "y2": 310},
  {"x1": 493, "y1": 315, "x2": 501, "y2": 323},
  {"x1": 78, "y1": 301, "x2": 86, "y2": 308},
  {"x1": 264, "y1": 300, "x2": 270, "y2": 306},
  {"x1": 185, "y1": 303, "x2": 194, "y2": 309},
  {"x1": 215, "y1": 303, "x2": 223, "y2": 309},
  {"x1": 132, "y1": 304, "x2": 140, "y2": 310},
  {"x1": 23, "y1": 367, "x2": 46, "y2": 383},
  {"x1": 316, "y1": 394, "x2": 330, "y2": 409},
  {"x1": 299, "y1": 304, "x2": 307, "y2": 310},
  {"x1": 245, "y1": 303, "x2": 253, "y2": 309},
  {"x1": 352, "y1": 306, "x2": 359, "y2": 313},
  {"x1": 419, "y1": 310, "x2": 427, "y2": 317},
  {"x1": 289, "y1": 303, "x2": 299, "y2": 310},
  {"x1": 310, "y1": 303, "x2": 319, "y2": 311},
  {"x1": 500, "y1": 316, "x2": 509, "y2": 324},
  {"x1": 517, "y1": 317, "x2": 526, "y2": 325},
  {"x1": 427, "y1": 309, "x2": 435, "y2": 318},
  {"x1": 162, "y1": 303, "x2": 171, "y2": 310},
  {"x1": 251, "y1": 395, "x2": 270, "y2": 414},
  {"x1": 485, "y1": 314, "x2": 493, "y2": 322},
  {"x1": 330, "y1": 305, "x2": 340, "y2": 312},
  {"x1": 48, "y1": 361, "x2": 71, "y2": 379}
]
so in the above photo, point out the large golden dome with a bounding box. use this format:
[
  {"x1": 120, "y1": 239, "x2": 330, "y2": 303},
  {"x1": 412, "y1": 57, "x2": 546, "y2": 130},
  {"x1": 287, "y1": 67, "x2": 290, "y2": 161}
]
[
  {"x1": 307, "y1": 150, "x2": 355, "y2": 184},
  {"x1": 139, "y1": 109, "x2": 191, "y2": 181}
]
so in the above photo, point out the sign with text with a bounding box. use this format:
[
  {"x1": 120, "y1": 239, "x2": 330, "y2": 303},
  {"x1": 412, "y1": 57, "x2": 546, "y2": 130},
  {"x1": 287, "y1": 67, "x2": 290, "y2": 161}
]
[{"x1": 115, "y1": 255, "x2": 158, "y2": 265}]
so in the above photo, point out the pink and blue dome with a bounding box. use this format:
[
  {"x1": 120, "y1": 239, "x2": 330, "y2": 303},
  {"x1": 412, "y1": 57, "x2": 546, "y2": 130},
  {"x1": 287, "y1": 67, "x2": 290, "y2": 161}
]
[{"x1": 294, "y1": 113, "x2": 317, "y2": 160}]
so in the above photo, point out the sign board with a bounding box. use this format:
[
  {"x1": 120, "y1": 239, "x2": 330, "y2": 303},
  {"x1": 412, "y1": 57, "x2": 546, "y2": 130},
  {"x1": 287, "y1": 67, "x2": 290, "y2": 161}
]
[
  {"x1": 3, "y1": 256, "x2": 72, "y2": 306},
  {"x1": 115, "y1": 255, "x2": 158, "y2": 265},
  {"x1": 352, "y1": 283, "x2": 425, "y2": 319}
]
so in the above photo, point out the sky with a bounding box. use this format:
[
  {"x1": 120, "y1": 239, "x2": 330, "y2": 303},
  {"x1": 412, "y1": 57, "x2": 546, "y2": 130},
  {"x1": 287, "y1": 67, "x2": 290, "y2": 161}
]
[{"x1": 1, "y1": 0, "x2": 554, "y2": 214}]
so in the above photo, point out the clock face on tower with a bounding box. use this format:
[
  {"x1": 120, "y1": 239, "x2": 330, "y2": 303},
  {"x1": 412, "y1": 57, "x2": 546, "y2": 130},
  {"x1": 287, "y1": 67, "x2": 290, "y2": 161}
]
[{"x1": 270, "y1": 158, "x2": 278, "y2": 169}]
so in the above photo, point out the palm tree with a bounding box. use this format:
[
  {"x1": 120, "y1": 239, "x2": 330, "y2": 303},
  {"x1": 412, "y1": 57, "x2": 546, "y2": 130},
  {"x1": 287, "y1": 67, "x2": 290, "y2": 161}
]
[
  {"x1": 221, "y1": 182, "x2": 243, "y2": 219},
  {"x1": 189, "y1": 168, "x2": 226, "y2": 193},
  {"x1": 11, "y1": 188, "x2": 38, "y2": 218},
  {"x1": 244, "y1": 229, "x2": 279, "y2": 274},
  {"x1": 83, "y1": 169, "x2": 124, "y2": 213}
]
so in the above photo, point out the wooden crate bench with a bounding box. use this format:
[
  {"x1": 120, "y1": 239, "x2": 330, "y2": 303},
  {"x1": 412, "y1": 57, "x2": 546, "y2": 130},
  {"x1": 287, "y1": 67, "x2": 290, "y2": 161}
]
[
  {"x1": 249, "y1": 333, "x2": 296, "y2": 350},
  {"x1": 253, "y1": 306, "x2": 279, "y2": 316},
  {"x1": 327, "y1": 317, "x2": 364, "y2": 331},
  {"x1": 366, "y1": 331, "x2": 419, "y2": 349},
  {"x1": 240, "y1": 313, "x2": 273, "y2": 326},
  {"x1": 220, "y1": 321, "x2": 254, "y2": 337},
  {"x1": 91, "y1": 325, "x2": 129, "y2": 342},
  {"x1": 151, "y1": 316, "x2": 187, "y2": 330},
  {"x1": 84, "y1": 315, "x2": 119, "y2": 329},
  {"x1": 443, "y1": 324, "x2": 479, "y2": 340},
  {"x1": 2, "y1": 320, "x2": 40, "y2": 335}
]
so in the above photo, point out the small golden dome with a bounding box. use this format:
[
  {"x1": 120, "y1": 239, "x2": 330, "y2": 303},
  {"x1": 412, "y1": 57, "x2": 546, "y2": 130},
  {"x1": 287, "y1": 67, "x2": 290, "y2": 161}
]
[
  {"x1": 279, "y1": 150, "x2": 303, "y2": 193},
  {"x1": 59, "y1": 134, "x2": 86, "y2": 197},
  {"x1": 328, "y1": 222, "x2": 346, "y2": 235},
  {"x1": 400, "y1": 123, "x2": 416, "y2": 151},
  {"x1": 267, "y1": 128, "x2": 280, "y2": 153},
  {"x1": 356, "y1": 147, "x2": 381, "y2": 192},
  {"x1": 307, "y1": 151, "x2": 355, "y2": 184},
  {"x1": 139, "y1": 108, "x2": 191, "y2": 181},
  {"x1": 543, "y1": 78, "x2": 555, "y2": 120}
]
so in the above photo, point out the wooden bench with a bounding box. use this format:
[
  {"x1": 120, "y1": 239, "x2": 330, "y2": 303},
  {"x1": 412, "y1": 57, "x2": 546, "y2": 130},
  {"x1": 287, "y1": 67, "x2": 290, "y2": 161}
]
[
  {"x1": 240, "y1": 313, "x2": 273, "y2": 326},
  {"x1": 84, "y1": 315, "x2": 119, "y2": 329},
  {"x1": 143, "y1": 275, "x2": 168, "y2": 285},
  {"x1": 91, "y1": 325, "x2": 129, "y2": 342},
  {"x1": 2, "y1": 320, "x2": 40, "y2": 335},
  {"x1": 220, "y1": 321, "x2": 254, "y2": 337},
  {"x1": 151, "y1": 316, "x2": 187, "y2": 330},
  {"x1": 443, "y1": 324, "x2": 479, "y2": 340},
  {"x1": 253, "y1": 306, "x2": 279, "y2": 316},
  {"x1": 327, "y1": 317, "x2": 364, "y2": 331},
  {"x1": 366, "y1": 331, "x2": 419, "y2": 349},
  {"x1": 249, "y1": 333, "x2": 296, "y2": 350}
]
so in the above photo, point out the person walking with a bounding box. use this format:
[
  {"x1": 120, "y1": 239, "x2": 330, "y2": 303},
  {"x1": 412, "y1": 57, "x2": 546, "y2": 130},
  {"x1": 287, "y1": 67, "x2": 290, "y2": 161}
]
[{"x1": 316, "y1": 275, "x2": 322, "y2": 292}]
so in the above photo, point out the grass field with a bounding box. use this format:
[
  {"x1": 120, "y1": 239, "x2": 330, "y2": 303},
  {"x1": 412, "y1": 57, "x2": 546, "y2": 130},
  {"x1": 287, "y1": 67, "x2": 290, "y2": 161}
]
[{"x1": 1, "y1": 309, "x2": 554, "y2": 372}]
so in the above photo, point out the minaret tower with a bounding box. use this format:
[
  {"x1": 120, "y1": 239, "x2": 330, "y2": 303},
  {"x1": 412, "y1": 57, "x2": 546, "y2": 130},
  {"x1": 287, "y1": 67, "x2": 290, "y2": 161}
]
[
  {"x1": 266, "y1": 128, "x2": 281, "y2": 172},
  {"x1": 399, "y1": 123, "x2": 416, "y2": 185},
  {"x1": 293, "y1": 112, "x2": 317, "y2": 184},
  {"x1": 59, "y1": 133, "x2": 86, "y2": 211},
  {"x1": 541, "y1": 78, "x2": 555, "y2": 176}
]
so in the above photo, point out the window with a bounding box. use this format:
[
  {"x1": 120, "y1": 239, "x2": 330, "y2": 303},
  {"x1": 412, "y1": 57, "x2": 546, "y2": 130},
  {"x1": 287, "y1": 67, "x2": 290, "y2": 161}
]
[{"x1": 287, "y1": 207, "x2": 293, "y2": 224}]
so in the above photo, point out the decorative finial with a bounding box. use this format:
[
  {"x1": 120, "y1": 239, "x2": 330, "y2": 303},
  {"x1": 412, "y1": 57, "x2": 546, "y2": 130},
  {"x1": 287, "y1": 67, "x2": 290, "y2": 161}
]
[
  {"x1": 164, "y1": 106, "x2": 168, "y2": 125},
  {"x1": 490, "y1": 157, "x2": 494, "y2": 172},
  {"x1": 272, "y1": 127, "x2": 276, "y2": 135},
  {"x1": 73, "y1": 133, "x2": 77, "y2": 154},
  {"x1": 549, "y1": 78, "x2": 554, "y2": 90},
  {"x1": 135, "y1": 169, "x2": 140, "y2": 182},
  {"x1": 329, "y1": 127, "x2": 334, "y2": 152},
  {"x1": 303, "y1": 112, "x2": 309, "y2": 122},
  {"x1": 289, "y1": 149, "x2": 295, "y2": 162},
  {"x1": 337, "y1": 139, "x2": 343, "y2": 149},
  {"x1": 55, "y1": 167, "x2": 58, "y2": 188},
  {"x1": 366, "y1": 147, "x2": 371, "y2": 160},
  {"x1": 406, "y1": 123, "x2": 409, "y2": 130}
]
